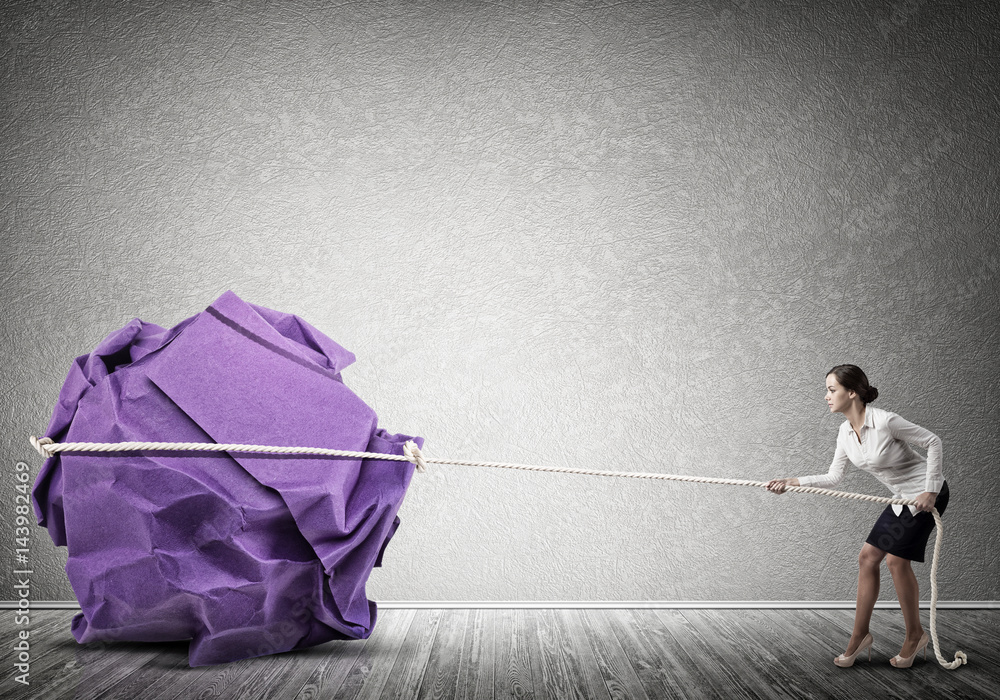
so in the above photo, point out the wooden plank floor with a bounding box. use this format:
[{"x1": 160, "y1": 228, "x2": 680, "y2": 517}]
[{"x1": 2, "y1": 608, "x2": 997, "y2": 699}]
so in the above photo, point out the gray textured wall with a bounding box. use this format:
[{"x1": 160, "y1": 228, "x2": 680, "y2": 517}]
[{"x1": 2, "y1": 0, "x2": 998, "y2": 604}]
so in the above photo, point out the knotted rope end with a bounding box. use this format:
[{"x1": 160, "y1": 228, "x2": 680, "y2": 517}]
[
  {"x1": 937, "y1": 649, "x2": 968, "y2": 669},
  {"x1": 30, "y1": 436, "x2": 54, "y2": 458},
  {"x1": 403, "y1": 441, "x2": 427, "y2": 473}
]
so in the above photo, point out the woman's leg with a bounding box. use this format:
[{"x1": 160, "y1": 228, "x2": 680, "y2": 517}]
[
  {"x1": 845, "y1": 543, "x2": 886, "y2": 654},
  {"x1": 886, "y1": 554, "x2": 925, "y2": 657}
]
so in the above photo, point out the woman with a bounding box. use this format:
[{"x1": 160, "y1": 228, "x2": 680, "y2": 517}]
[{"x1": 766, "y1": 364, "x2": 948, "y2": 669}]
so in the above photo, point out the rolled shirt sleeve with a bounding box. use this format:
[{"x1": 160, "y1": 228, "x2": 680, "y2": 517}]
[
  {"x1": 798, "y1": 441, "x2": 850, "y2": 489},
  {"x1": 886, "y1": 412, "x2": 944, "y2": 494}
]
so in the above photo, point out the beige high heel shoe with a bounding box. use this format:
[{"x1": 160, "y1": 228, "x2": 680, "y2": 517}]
[
  {"x1": 890, "y1": 632, "x2": 929, "y2": 668},
  {"x1": 834, "y1": 632, "x2": 873, "y2": 667}
]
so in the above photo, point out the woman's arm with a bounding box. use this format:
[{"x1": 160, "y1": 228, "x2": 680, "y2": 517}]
[
  {"x1": 886, "y1": 412, "x2": 944, "y2": 494},
  {"x1": 767, "y1": 443, "x2": 849, "y2": 493},
  {"x1": 765, "y1": 476, "x2": 799, "y2": 493},
  {"x1": 798, "y1": 442, "x2": 850, "y2": 488}
]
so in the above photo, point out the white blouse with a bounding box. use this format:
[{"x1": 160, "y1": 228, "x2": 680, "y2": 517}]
[{"x1": 798, "y1": 405, "x2": 944, "y2": 517}]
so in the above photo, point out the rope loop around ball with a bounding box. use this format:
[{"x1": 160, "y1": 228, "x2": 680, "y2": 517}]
[
  {"x1": 403, "y1": 440, "x2": 427, "y2": 473},
  {"x1": 30, "y1": 435, "x2": 54, "y2": 458}
]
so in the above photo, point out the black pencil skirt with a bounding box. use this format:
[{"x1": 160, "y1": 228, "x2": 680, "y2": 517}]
[{"x1": 865, "y1": 481, "x2": 949, "y2": 562}]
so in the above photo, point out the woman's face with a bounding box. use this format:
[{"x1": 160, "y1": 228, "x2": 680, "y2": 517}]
[{"x1": 825, "y1": 374, "x2": 855, "y2": 414}]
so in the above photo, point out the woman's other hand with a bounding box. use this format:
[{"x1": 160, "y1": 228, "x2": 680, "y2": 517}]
[
  {"x1": 766, "y1": 477, "x2": 800, "y2": 494},
  {"x1": 913, "y1": 491, "x2": 937, "y2": 513}
]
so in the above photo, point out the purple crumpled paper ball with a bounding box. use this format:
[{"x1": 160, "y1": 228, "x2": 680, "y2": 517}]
[{"x1": 32, "y1": 290, "x2": 422, "y2": 666}]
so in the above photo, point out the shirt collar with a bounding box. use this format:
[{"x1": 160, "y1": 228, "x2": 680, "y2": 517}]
[
  {"x1": 861, "y1": 405, "x2": 876, "y2": 429},
  {"x1": 843, "y1": 406, "x2": 876, "y2": 433}
]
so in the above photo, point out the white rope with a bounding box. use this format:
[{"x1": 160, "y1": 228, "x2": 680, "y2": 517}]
[{"x1": 28, "y1": 435, "x2": 967, "y2": 669}]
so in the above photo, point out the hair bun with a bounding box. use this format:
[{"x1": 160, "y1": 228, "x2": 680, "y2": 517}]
[{"x1": 827, "y1": 364, "x2": 878, "y2": 406}]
